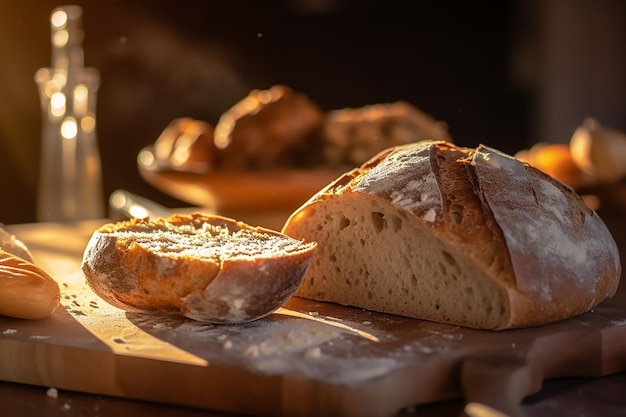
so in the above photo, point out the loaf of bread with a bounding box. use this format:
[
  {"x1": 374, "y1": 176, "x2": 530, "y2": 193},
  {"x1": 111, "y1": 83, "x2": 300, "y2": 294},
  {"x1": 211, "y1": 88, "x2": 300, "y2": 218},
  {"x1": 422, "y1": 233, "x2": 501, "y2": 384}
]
[
  {"x1": 515, "y1": 143, "x2": 590, "y2": 189},
  {"x1": 81, "y1": 213, "x2": 317, "y2": 324},
  {"x1": 213, "y1": 85, "x2": 325, "y2": 170},
  {"x1": 152, "y1": 117, "x2": 216, "y2": 173},
  {"x1": 322, "y1": 101, "x2": 451, "y2": 166},
  {"x1": 0, "y1": 250, "x2": 60, "y2": 320},
  {"x1": 282, "y1": 140, "x2": 621, "y2": 330},
  {"x1": 569, "y1": 118, "x2": 626, "y2": 185}
]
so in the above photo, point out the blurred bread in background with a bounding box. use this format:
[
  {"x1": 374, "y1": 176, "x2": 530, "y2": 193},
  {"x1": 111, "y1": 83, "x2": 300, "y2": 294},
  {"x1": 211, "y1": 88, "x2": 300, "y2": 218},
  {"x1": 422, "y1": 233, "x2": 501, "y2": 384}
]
[
  {"x1": 322, "y1": 101, "x2": 451, "y2": 166},
  {"x1": 214, "y1": 85, "x2": 326, "y2": 170},
  {"x1": 516, "y1": 118, "x2": 626, "y2": 190},
  {"x1": 151, "y1": 86, "x2": 452, "y2": 174}
]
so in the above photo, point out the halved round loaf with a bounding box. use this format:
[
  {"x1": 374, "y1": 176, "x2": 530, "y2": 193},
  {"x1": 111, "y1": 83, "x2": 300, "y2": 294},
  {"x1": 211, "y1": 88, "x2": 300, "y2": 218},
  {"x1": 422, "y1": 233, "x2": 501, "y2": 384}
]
[
  {"x1": 282, "y1": 140, "x2": 621, "y2": 330},
  {"x1": 81, "y1": 213, "x2": 316, "y2": 324}
]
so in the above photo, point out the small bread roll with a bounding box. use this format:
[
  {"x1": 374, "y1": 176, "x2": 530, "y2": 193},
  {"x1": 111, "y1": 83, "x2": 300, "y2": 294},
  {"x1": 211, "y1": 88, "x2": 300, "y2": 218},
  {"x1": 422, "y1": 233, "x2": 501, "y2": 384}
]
[
  {"x1": 0, "y1": 250, "x2": 60, "y2": 320},
  {"x1": 153, "y1": 117, "x2": 216, "y2": 173},
  {"x1": 213, "y1": 85, "x2": 325, "y2": 170}
]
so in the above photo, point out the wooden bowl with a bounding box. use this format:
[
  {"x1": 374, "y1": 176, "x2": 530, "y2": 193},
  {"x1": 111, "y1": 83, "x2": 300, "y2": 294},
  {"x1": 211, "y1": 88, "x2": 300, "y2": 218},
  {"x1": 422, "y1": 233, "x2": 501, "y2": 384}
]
[{"x1": 137, "y1": 146, "x2": 344, "y2": 213}]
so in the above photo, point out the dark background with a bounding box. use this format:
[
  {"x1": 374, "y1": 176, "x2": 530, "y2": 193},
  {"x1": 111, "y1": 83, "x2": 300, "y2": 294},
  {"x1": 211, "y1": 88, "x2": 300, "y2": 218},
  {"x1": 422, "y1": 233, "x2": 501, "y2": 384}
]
[{"x1": 1, "y1": 0, "x2": 624, "y2": 224}]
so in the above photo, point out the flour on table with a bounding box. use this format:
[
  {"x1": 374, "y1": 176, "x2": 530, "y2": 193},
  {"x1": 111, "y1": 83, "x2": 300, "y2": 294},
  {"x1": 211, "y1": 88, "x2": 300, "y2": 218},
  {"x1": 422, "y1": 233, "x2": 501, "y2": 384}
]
[
  {"x1": 304, "y1": 347, "x2": 321, "y2": 359},
  {"x1": 242, "y1": 320, "x2": 342, "y2": 357},
  {"x1": 46, "y1": 387, "x2": 58, "y2": 398},
  {"x1": 29, "y1": 335, "x2": 51, "y2": 340},
  {"x1": 55, "y1": 270, "x2": 472, "y2": 386}
]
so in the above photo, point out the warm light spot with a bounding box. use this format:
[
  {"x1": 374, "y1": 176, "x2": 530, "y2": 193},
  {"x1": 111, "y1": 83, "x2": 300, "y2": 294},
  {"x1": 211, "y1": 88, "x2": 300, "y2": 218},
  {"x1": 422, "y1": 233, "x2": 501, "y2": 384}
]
[
  {"x1": 81, "y1": 115, "x2": 96, "y2": 133},
  {"x1": 109, "y1": 191, "x2": 128, "y2": 211},
  {"x1": 570, "y1": 126, "x2": 593, "y2": 172},
  {"x1": 74, "y1": 84, "x2": 88, "y2": 100},
  {"x1": 171, "y1": 133, "x2": 194, "y2": 166},
  {"x1": 73, "y1": 84, "x2": 88, "y2": 115},
  {"x1": 52, "y1": 68, "x2": 67, "y2": 87},
  {"x1": 50, "y1": 10, "x2": 68, "y2": 28},
  {"x1": 50, "y1": 92, "x2": 66, "y2": 118},
  {"x1": 213, "y1": 117, "x2": 234, "y2": 150},
  {"x1": 257, "y1": 90, "x2": 272, "y2": 104},
  {"x1": 34, "y1": 68, "x2": 51, "y2": 88},
  {"x1": 52, "y1": 29, "x2": 69, "y2": 47},
  {"x1": 110, "y1": 190, "x2": 158, "y2": 220},
  {"x1": 42, "y1": 81, "x2": 57, "y2": 98},
  {"x1": 242, "y1": 96, "x2": 259, "y2": 112},
  {"x1": 464, "y1": 402, "x2": 509, "y2": 417},
  {"x1": 43, "y1": 78, "x2": 62, "y2": 98},
  {"x1": 138, "y1": 148, "x2": 156, "y2": 168},
  {"x1": 268, "y1": 85, "x2": 283, "y2": 99},
  {"x1": 171, "y1": 148, "x2": 189, "y2": 166},
  {"x1": 128, "y1": 204, "x2": 149, "y2": 219},
  {"x1": 182, "y1": 120, "x2": 201, "y2": 136},
  {"x1": 61, "y1": 117, "x2": 78, "y2": 139}
]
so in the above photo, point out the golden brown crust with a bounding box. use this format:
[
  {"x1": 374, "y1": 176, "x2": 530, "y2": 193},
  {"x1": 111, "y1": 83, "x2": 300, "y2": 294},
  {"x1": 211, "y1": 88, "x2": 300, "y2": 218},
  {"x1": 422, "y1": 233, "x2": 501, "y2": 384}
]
[
  {"x1": 0, "y1": 226, "x2": 34, "y2": 262},
  {"x1": 467, "y1": 145, "x2": 621, "y2": 327},
  {"x1": 82, "y1": 213, "x2": 316, "y2": 324},
  {"x1": 152, "y1": 117, "x2": 217, "y2": 173},
  {"x1": 0, "y1": 250, "x2": 60, "y2": 320},
  {"x1": 429, "y1": 143, "x2": 516, "y2": 286},
  {"x1": 214, "y1": 85, "x2": 325, "y2": 170}
]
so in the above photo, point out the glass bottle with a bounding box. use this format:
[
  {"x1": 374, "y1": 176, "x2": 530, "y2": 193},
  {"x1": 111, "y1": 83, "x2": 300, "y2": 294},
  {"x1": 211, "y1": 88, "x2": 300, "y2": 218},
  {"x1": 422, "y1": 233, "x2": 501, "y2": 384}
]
[{"x1": 34, "y1": 5, "x2": 104, "y2": 221}]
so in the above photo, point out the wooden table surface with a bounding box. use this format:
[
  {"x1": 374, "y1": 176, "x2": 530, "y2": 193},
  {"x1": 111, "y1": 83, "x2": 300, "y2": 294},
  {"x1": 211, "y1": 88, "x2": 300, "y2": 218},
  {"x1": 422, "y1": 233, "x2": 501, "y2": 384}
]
[
  {"x1": 2, "y1": 372, "x2": 625, "y2": 417},
  {"x1": 2, "y1": 216, "x2": 626, "y2": 417}
]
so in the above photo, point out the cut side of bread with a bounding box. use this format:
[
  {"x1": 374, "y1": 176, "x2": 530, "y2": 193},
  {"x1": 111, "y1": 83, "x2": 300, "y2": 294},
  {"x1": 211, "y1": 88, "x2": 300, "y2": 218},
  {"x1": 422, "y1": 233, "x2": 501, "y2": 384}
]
[
  {"x1": 282, "y1": 140, "x2": 621, "y2": 330},
  {"x1": 82, "y1": 213, "x2": 316, "y2": 324}
]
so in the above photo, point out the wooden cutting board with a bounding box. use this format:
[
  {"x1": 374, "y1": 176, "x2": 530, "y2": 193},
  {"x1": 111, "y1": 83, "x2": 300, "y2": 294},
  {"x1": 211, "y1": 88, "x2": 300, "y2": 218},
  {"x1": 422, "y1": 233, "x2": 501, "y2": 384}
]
[{"x1": 1, "y1": 220, "x2": 625, "y2": 417}]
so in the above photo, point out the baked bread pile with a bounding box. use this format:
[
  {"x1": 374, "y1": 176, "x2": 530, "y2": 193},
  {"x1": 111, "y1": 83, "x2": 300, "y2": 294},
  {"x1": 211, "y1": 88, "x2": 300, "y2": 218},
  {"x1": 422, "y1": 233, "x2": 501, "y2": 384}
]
[
  {"x1": 81, "y1": 213, "x2": 316, "y2": 324},
  {"x1": 282, "y1": 140, "x2": 621, "y2": 330},
  {"x1": 152, "y1": 85, "x2": 450, "y2": 173}
]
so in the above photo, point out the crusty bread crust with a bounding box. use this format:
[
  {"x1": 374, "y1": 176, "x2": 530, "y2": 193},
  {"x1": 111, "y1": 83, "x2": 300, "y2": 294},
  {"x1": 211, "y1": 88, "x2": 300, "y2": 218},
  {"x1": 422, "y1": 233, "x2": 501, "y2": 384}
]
[
  {"x1": 0, "y1": 225, "x2": 34, "y2": 262},
  {"x1": 469, "y1": 144, "x2": 620, "y2": 325},
  {"x1": 82, "y1": 213, "x2": 316, "y2": 324},
  {"x1": 282, "y1": 140, "x2": 621, "y2": 329},
  {"x1": 0, "y1": 250, "x2": 60, "y2": 320}
]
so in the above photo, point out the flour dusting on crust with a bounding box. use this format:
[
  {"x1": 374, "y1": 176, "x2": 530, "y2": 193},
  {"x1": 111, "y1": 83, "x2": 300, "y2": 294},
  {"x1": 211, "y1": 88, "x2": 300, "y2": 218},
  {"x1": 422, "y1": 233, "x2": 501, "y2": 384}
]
[
  {"x1": 354, "y1": 143, "x2": 442, "y2": 220},
  {"x1": 471, "y1": 145, "x2": 621, "y2": 300}
]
